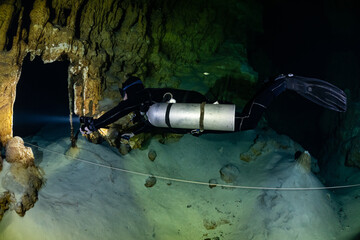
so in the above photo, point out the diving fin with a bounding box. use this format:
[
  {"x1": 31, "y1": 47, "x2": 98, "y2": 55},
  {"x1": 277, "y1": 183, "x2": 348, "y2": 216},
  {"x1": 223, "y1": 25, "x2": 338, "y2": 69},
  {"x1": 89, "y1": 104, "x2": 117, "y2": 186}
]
[{"x1": 284, "y1": 74, "x2": 347, "y2": 112}]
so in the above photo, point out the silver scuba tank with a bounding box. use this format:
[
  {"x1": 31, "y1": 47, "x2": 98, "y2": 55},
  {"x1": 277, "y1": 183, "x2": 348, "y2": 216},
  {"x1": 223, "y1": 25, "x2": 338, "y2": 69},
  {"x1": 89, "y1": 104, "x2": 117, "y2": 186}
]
[{"x1": 146, "y1": 103, "x2": 235, "y2": 131}]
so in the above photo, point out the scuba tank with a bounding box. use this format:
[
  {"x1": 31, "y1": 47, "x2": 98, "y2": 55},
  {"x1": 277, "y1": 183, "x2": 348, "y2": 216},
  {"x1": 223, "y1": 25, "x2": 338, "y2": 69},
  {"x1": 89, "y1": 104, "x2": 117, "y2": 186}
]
[{"x1": 146, "y1": 103, "x2": 235, "y2": 132}]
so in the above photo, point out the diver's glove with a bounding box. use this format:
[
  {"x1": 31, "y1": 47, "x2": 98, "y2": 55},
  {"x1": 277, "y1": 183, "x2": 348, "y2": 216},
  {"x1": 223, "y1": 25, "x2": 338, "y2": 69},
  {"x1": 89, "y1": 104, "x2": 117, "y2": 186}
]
[
  {"x1": 80, "y1": 116, "x2": 97, "y2": 135},
  {"x1": 279, "y1": 73, "x2": 347, "y2": 112}
]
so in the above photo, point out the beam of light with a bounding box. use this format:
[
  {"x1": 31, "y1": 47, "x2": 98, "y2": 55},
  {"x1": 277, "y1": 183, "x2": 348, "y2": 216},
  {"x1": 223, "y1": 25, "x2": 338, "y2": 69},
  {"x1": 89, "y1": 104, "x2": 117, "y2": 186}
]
[{"x1": 14, "y1": 112, "x2": 80, "y2": 125}]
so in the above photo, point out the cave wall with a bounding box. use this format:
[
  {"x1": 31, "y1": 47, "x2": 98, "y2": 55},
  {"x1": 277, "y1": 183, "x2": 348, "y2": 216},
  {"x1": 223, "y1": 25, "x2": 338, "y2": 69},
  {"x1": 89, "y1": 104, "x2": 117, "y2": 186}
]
[{"x1": 0, "y1": 0, "x2": 262, "y2": 145}]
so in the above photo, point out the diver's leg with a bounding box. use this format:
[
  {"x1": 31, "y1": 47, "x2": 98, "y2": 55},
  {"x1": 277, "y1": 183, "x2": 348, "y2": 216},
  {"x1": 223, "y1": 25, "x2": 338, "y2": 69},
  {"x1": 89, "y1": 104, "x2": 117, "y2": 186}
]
[
  {"x1": 235, "y1": 76, "x2": 286, "y2": 131},
  {"x1": 234, "y1": 73, "x2": 347, "y2": 131}
]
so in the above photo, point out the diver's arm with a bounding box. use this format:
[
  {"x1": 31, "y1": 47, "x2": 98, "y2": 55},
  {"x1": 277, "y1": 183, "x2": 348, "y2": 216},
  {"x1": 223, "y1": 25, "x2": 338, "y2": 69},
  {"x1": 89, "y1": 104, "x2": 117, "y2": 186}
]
[
  {"x1": 93, "y1": 100, "x2": 141, "y2": 129},
  {"x1": 79, "y1": 101, "x2": 140, "y2": 135}
]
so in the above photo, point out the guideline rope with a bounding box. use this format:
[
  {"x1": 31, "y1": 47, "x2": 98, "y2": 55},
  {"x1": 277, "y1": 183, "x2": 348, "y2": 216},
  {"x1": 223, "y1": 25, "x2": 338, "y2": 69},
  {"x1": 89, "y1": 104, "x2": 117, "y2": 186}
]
[{"x1": 24, "y1": 141, "x2": 360, "y2": 191}]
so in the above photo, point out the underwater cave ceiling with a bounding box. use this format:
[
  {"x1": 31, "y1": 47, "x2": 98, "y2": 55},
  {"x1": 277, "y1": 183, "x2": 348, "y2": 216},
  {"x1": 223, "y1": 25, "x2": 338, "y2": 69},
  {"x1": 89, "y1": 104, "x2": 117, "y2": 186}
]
[{"x1": 0, "y1": 0, "x2": 261, "y2": 145}]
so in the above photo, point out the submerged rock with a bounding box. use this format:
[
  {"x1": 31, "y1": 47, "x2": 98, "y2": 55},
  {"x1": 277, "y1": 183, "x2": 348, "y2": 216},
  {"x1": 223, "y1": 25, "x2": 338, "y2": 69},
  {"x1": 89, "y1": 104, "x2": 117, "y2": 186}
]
[
  {"x1": 4, "y1": 162, "x2": 45, "y2": 217},
  {"x1": 148, "y1": 149, "x2": 157, "y2": 161},
  {"x1": 119, "y1": 142, "x2": 131, "y2": 155},
  {"x1": 145, "y1": 176, "x2": 157, "y2": 188},
  {"x1": 220, "y1": 164, "x2": 240, "y2": 183},
  {"x1": 240, "y1": 140, "x2": 267, "y2": 162},
  {"x1": 295, "y1": 151, "x2": 312, "y2": 172},
  {"x1": 239, "y1": 132, "x2": 293, "y2": 163},
  {"x1": 0, "y1": 136, "x2": 45, "y2": 220},
  {"x1": 208, "y1": 179, "x2": 218, "y2": 188},
  {"x1": 86, "y1": 131, "x2": 104, "y2": 144},
  {"x1": 128, "y1": 133, "x2": 150, "y2": 150},
  {"x1": 0, "y1": 191, "x2": 12, "y2": 221},
  {"x1": 5, "y1": 136, "x2": 34, "y2": 167}
]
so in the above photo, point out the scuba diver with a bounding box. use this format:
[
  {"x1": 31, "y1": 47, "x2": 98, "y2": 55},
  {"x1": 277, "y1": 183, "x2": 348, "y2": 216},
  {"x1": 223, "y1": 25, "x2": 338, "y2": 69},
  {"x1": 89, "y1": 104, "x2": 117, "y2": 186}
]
[{"x1": 79, "y1": 74, "x2": 347, "y2": 141}]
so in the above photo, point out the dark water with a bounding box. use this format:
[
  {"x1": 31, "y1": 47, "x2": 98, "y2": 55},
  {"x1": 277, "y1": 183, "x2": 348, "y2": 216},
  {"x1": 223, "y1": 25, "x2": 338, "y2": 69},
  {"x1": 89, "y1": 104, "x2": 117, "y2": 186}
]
[{"x1": 13, "y1": 55, "x2": 70, "y2": 137}]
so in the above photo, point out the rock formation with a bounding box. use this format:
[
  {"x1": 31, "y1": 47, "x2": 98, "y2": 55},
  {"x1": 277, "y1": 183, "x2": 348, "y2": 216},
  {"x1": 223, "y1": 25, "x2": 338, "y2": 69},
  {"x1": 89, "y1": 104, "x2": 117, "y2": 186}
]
[
  {"x1": 208, "y1": 178, "x2": 218, "y2": 188},
  {"x1": 240, "y1": 131, "x2": 320, "y2": 174},
  {"x1": 5, "y1": 136, "x2": 34, "y2": 167},
  {"x1": 219, "y1": 163, "x2": 240, "y2": 183},
  {"x1": 296, "y1": 151, "x2": 312, "y2": 172},
  {"x1": 144, "y1": 176, "x2": 157, "y2": 188},
  {"x1": 0, "y1": 136, "x2": 44, "y2": 219},
  {"x1": 148, "y1": 149, "x2": 157, "y2": 161}
]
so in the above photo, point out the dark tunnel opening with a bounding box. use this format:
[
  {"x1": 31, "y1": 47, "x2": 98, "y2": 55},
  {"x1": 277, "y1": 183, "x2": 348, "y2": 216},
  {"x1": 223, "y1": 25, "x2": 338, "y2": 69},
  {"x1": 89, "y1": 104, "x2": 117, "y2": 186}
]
[{"x1": 13, "y1": 55, "x2": 70, "y2": 137}]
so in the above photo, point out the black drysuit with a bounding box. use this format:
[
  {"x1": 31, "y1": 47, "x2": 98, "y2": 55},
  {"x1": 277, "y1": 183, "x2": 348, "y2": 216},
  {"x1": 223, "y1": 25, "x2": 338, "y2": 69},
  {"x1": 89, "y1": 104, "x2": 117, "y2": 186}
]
[{"x1": 93, "y1": 79, "x2": 287, "y2": 135}]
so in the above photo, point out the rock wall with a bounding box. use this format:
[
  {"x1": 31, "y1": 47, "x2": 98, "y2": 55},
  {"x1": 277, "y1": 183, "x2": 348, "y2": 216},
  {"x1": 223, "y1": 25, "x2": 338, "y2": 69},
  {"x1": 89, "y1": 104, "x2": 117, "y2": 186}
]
[
  {"x1": 0, "y1": 1, "x2": 21, "y2": 145},
  {"x1": 0, "y1": 0, "x2": 261, "y2": 146}
]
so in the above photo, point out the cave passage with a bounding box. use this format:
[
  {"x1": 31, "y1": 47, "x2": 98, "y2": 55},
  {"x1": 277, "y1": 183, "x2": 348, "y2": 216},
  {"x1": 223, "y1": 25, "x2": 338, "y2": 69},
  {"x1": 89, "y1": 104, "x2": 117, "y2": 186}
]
[{"x1": 13, "y1": 55, "x2": 70, "y2": 137}]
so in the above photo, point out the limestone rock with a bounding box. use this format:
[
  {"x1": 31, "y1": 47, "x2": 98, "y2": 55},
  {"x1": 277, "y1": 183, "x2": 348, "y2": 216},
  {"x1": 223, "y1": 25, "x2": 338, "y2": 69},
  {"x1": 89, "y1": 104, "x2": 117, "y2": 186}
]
[
  {"x1": 5, "y1": 136, "x2": 34, "y2": 167},
  {"x1": 220, "y1": 164, "x2": 240, "y2": 183},
  {"x1": 240, "y1": 133, "x2": 295, "y2": 163},
  {"x1": 17, "y1": 189, "x2": 39, "y2": 217},
  {"x1": 145, "y1": 176, "x2": 157, "y2": 188},
  {"x1": 148, "y1": 149, "x2": 157, "y2": 161},
  {"x1": 85, "y1": 131, "x2": 104, "y2": 144},
  {"x1": 0, "y1": 160, "x2": 44, "y2": 219},
  {"x1": 296, "y1": 151, "x2": 312, "y2": 172},
  {"x1": 128, "y1": 133, "x2": 149, "y2": 150},
  {"x1": 116, "y1": 132, "x2": 151, "y2": 155},
  {"x1": 119, "y1": 142, "x2": 131, "y2": 156},
  {"x1": 0, "y1": 54, "x2": 23, "y2": 144},
  {"x1": 208, "y1": 179, "x2": 218, "y2": 188},
  {"x1": 240, "y1": 140, "x2": 267, "y2": 162},
  {"x1": 0, "y1": 191, "x2": 12, "y2": 221},
  {"x1": 0, "y1": 1, "x2": 16, "y2": 50}
]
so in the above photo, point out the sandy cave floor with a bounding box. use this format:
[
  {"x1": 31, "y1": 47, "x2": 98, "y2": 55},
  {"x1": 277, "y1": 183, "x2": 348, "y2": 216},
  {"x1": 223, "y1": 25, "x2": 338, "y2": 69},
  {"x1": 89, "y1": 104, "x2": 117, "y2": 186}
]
[{"x1": 0, "y1": 123, "x2": 360, "y2": 240}]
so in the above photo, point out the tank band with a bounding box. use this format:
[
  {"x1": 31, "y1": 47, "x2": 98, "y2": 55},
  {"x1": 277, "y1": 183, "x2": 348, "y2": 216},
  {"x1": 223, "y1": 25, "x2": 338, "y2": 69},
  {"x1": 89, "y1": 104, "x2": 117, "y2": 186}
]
[
  {"x1": 199, "y1": 102, "x2": 206, "y2": 132},
  {"x1": 165, "y1": 103, "x2": 173, "y2": 128}
]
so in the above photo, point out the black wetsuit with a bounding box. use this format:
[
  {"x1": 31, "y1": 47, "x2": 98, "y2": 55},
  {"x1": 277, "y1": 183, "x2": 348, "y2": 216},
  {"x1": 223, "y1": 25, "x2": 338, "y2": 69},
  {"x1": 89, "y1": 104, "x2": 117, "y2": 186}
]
[{"x1": 93, "y1": 79, "x2": 287, "y2": 135}]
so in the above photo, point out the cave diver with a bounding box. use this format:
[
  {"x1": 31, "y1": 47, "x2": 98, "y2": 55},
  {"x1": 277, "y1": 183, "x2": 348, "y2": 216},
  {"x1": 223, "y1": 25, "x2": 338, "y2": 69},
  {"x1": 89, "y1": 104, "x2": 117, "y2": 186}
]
[{"x1": 79, "y1": 74, "x2": 347, "y2": 143}]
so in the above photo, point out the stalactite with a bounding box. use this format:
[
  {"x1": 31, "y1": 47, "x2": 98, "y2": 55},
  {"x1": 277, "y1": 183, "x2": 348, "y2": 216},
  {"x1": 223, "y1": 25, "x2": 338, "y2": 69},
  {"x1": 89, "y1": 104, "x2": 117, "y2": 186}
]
[{"x1": 68, "y1": 69, "x2": 76, "y2": 148}]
